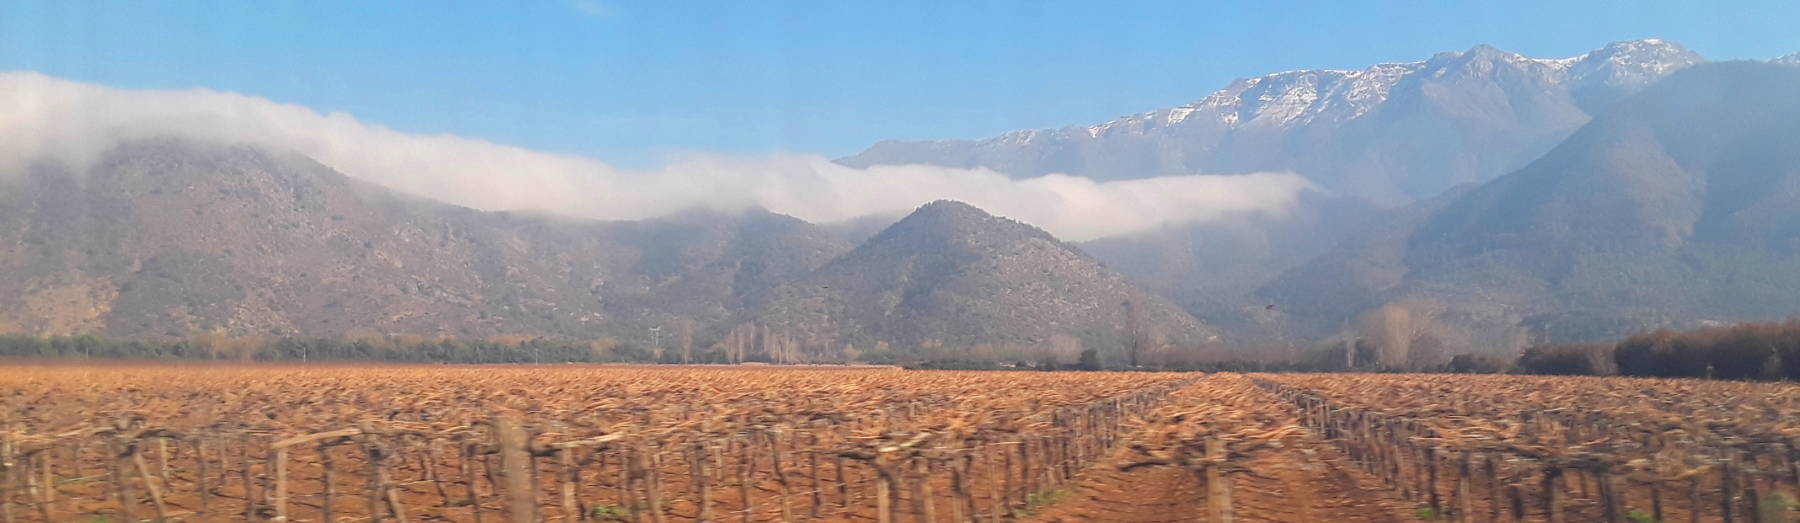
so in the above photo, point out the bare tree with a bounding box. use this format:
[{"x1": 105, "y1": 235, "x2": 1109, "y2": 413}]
[
  {"x1": 716, "y1": 323, "x2": 755, "y2": 364},
  {"x1": 675, "y1": 318, "x2": 695, "y2": 364},
  {"x1": 1121, "y1": 300, "x2": 1144, "y2": 367}
]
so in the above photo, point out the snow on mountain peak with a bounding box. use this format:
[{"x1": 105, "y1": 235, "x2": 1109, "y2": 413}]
[
  {"x1": 985, "y1": 39, "x2": 1701, "y2": 144},
  {"x1": 1569, "y1": 38, "x2": 1703, "y2": 88}
]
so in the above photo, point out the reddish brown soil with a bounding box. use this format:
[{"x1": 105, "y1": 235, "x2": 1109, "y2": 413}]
[{"x1": 1030, "y1": 377, "x2": 1415, "y2": 523}]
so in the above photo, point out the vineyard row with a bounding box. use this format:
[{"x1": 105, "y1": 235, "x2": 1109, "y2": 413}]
[
  {"x1": 0, "y1": 377, "x2": 1195, "y2": 522},
  {"x1": 1252, "y1": 376, "x2": 1800, "y2": 523}
]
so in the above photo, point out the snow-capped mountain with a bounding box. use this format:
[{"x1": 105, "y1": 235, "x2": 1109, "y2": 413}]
[
  {"x1": 1775, "y1": 52, "x2": 1800, "y2": 66},
  {"x1": 1564, "y1": 38, "x2": 1711, "y2": 110},
  {"x1": 1259, "y1": 62, "x2": 1800, "y2": 348},
  {"x1": 1080, "y1": 61, "x2": 1420, "y2": 137},
  {"x1": 840, "y1": 39, "x2": 1706, "y2": 204}
]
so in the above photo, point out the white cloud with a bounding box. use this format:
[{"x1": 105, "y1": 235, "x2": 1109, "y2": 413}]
[{"x1": 0, "y1": 71, "x2": 1313, "y2": 241}]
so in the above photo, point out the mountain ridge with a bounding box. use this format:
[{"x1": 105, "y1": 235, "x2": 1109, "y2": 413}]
[
  {"x1": 0, "y1": 138, "x2": 853, "y2": 341},
  {"x1": 1258, "y1": 61, "x2": 1800, "y2": 350},
  {"x1": 0, "y1": 142, "x2": 1203, "y2": 362},
  {"x1": 839, "y1": 39, "x2": 1705, "y2": 204},
  {"x1": 751, "y1": 199, "x2": 1214, "y2": 354}
]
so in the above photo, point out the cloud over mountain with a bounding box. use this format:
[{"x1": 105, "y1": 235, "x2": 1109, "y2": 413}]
[{"x1": 0, "y1": 71, "x2": 1309, "y2": 240}]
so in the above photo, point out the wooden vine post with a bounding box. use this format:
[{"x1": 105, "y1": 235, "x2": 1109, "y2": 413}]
[
  {"x1": 362, "y1": 434, "x2": 384, "y2": 521},
  {"x1": 1598, "y1": 464, "x2": 1625, "y2": 523},
  {"x1": 692, "y1": 441, "x2": 712, "y2": 522},
  {"x1": 241, "y1": 433, "x2": 259, "y2": 522},
  {"x1": 2, "y1": 425, "x2": 14, "y2": 523},
  {"x1": 1425, "y1": 446, "x2": 1441, "y2": 518},
  {"x1": 321, "y1": 441, "x2": 336, "y2": 523},
  {"x1": 738, "y1": 438, "x2": 754, "y2": 523},
  {"x1": 1721, "y1": 454, "x2": 1735, "y2": 523},
  {"x1": 107, "y1": 433, "x2": 136, "y2": 523},
  {"x1": 133, "y1": 430, "x2": 177, "y2": 521},
  {"x1": 642, "y1": 443, "x2": 669, "y2": 523},
  {"x1": 951, "y1": 452, "x2": 975, "y2": 523},
  {"x1": 1205, "y1": 437, "x2": 1232, "y2": 523},
  {"x1": 767, "y1": 431, "x2": 793, "y2": 523},
  {"x1": 266, "y1": 429, "x2": 362, "y2": 523},
  {"x1": 492, "y1": 416, "x2": 537, "y2": 523},
  {"x1": 272, "y1": 446, "x2": 288, "y2": 522},
  {"x1": 1454, "y1": 452, "x2": 1471, "y2": 522},
  {"x1": 196, "y1": 438, "x2": 211, "y2": 513},
  {"x1": 559, "y1": 447, "x2": 578, "y2": 522},
  {"x1": 1, "y1": 430, "x2": 16, "y2": 523},
  {"x1": 835, "y1": 452, "x2": 850, "y2": 509},
  {"x1": 911, "y1": 456, "x2": 935, "y2": 523},
  {"x1": 807, "y1": 433, "x2": 823, "y2": 519},
  {"x1": 1542, "y1": 465, "x2": 1564, "y2": 523}
]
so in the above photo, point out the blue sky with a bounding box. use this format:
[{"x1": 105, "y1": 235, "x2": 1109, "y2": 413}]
[{"x1": 3, "y1": 1, "x2": 1797, "y2": 167}]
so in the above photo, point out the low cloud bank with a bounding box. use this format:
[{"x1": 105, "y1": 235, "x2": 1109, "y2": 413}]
[{"x1": 0, "y1": 71, "x2": 1311, "y2": 240}]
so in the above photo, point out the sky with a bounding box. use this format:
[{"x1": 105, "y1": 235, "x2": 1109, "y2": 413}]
[{"x1": 3, "y1": 1, "x2": 1797, "y2": 168}]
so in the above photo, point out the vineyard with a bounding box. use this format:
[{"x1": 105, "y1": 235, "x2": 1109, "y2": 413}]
[
  {"x1": 1255, "y1": 374, "x2": 1800, "y2": 522},
  {"x1": 0, "y1": 365, "x2": 1795, "y2": 522}
]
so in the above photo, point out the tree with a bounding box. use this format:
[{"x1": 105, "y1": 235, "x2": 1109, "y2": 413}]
[
  {"x1": 1517, "y1": 344, "x2": 1615, "y2": 375},
  {"x1": 1710, "y1": 327, "x2": 1778, "y2": 380},
  {"x1": 1075, "y1": 348, "x2": 1102, "y2": 371},
  {"x1": 1121, "y1": 300, "x2": 1144, "y2": 367},
  {"x1": 675, "y1": 318, "x2": 695, "y2": 364},
  {"x1": 1354, "y1": 303, "x2": 1417, "y2": 367},
  {"x1": 587, "y1": 338, "x2": 621, "y2": 360},
  {"x1": 194, "y1": 332, "x2": 265, "y2": 361},
  {"x1": 1446, "y1": 354, "x2": 1508, "y2": 373}
]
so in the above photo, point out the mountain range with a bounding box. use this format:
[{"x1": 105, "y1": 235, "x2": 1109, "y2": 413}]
[
  {"x1": 0, "y1": 139, "x2": 841, "y2": 340},
  {"x1": 2, "y1": 39, "x2": 1797, "y2": 363},
  {"x1": 1260, "y1": 61, "x2": 1800, "y2": 349},
  {"x1": 0, "y1": 140, "x2": 1203, "y2": 359},
  {"x1": 843, "y1": 40, "x2": 1725, "y2": 323},
  {"x1": 841, "y1": 39, "x2": 1705, "y2": 204},
  {"x1": 843, "y1": 40, "x2": 1800, "y2": 350}
]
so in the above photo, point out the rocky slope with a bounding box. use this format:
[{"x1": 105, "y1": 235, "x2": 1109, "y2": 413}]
[
  {"x1": 0, "y1": 139, "x2": 851, "y2": 340},
  {"x1": 0, "y1": 141, "x2": 1205, "y2": 359}
]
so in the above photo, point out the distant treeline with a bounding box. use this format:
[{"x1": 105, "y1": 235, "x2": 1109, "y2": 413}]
[
  {"x1": 0, "y1": 333, "x2": 1270, "y2": 371},
  {"x1": 1515, "y1": 319, "x2": 1800, "y2": 380},
  {"x1": 0, "y1": 332, "x2": 1012, "y2": 366},
  {"x1": 0, "y1": 334, "x2": 670, "y2": 364},
  {"x1": 12, "y1": 319, "x2": 1798, "y2": 380}
]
